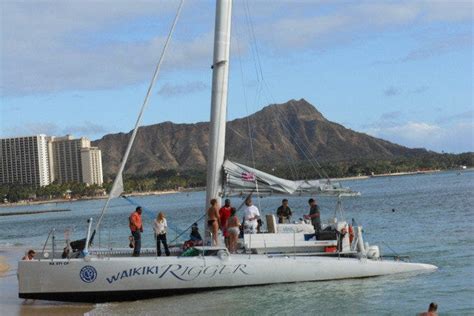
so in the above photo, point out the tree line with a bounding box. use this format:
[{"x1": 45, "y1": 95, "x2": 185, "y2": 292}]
[{"x1": 1, "y1": 152, "x2": 472, "y2": 203}]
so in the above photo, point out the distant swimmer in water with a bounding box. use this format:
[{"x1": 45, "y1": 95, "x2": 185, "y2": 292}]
[
  {"x1": 392, "y1": 208, "x2": 396, "y2": 212},
  {"x1": 418, "y1": 302, "x2": 438, "y2": 316}
]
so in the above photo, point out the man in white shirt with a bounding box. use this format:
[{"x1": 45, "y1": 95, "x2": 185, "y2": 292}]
[{"x1": 244, "y1": 197, "x2": 260, "y2": 234}]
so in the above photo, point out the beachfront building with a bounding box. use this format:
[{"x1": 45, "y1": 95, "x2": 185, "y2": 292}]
[
  {"x1": 81, "y1": 147, "x2": 103, "y2": 186},
  {"x1": 0, "y1": 135, "x2": 51, "y2": 186},
  {"x1": 50, "y1": 135, "x2": 90, "y2": 183},
  {"x1": 0, "y1": 134, "x2": 104, "y2": 187}
]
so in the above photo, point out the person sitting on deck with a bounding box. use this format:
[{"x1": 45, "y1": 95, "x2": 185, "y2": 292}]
[
  {"x1": 22, "y1": 249, "x2": 36, "y2": 261},
  {"x1": 276, "y1": 199, "x2": 292, "y2": 223},
  {"x1": 183, "y1": 223, "x2": 203, "y2": 250},
  {"x1": 243, "y1": 197, "x2": 260, "y2": 234}
]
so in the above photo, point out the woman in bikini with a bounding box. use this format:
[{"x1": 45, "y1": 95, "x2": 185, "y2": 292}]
[
  {"x1": 207, "y1": 199, "x2": 220, "y2": 246},
  {"x1": 226, "y1": 208, "x2": 241, "y2": 253}
]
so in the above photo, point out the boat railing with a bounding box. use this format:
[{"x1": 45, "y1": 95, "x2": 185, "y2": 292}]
[{"x1": 39, "y1": 228, "x2": 55, "y2": 261}]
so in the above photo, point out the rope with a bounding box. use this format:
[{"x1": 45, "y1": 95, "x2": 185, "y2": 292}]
[
  {"x1": 121, "y1": 196, "x2": 180, "y2": 235},
  {"x1": 91, "y1": 0, "x2": 185, "y2": 241},
  {"x1": 240, "y1": 0, "x2": 330, "y2": 182}
]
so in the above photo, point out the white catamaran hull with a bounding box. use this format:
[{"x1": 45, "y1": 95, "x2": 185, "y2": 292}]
[{"x1": 18, "y1": 255, "x2": 436, "y2": 302}]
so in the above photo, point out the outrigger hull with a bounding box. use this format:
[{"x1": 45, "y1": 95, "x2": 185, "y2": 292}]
[{"x1": 18, "y1": 255, "x2": 436, "y2": 303}]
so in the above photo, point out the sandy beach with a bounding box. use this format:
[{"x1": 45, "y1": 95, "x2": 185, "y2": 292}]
[{"x1": 0, "y1": 248, "x2": 93, "y2": 316}]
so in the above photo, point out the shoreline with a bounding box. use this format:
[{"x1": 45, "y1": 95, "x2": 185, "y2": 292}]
[
  {"x1": 0, "y1": 190, "x2": 179, "y2": 208},
  {"x1": 1, "y1": 168, "x2": 468, "y2": 207}
]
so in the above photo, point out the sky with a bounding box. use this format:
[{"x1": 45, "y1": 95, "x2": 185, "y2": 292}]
[{"x1": 0, "y1": 0, "x2": 473, "y2": 154}]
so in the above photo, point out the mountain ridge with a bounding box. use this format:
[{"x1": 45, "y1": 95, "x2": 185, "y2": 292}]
[{"x1": 92, "y1": 99, "x2": 432, "y2": 177}]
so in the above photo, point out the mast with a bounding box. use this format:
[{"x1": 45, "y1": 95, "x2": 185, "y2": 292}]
[{"x1": 205, "y1": 0, "x2": 233, "y2": 207}]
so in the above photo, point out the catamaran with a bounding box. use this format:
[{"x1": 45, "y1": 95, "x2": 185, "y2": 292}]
[{"x1": 18, "y1": 0, "x2": 436, "y2": 303}]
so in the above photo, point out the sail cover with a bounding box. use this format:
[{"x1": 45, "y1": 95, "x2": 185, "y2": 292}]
[{"x1": 222, "y1": 160, "x2": 359, "y2": 196}]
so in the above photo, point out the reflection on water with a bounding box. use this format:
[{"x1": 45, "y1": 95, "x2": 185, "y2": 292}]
[{"x1": 1, "y1": 170, "x2": 473, "y2": 314}]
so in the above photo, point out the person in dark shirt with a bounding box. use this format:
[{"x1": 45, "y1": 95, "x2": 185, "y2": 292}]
[
  {"x1": 219, "y1": 199, "x2": 232, "y2": 248},
  {"x1": 276, "y1": 199, "x2": 292, "y2": 223},
  {"x1": 304, "y1": 198, "x2": 321, "y2": 237}
]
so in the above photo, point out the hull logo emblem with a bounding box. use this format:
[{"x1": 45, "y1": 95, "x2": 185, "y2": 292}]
[{"x1": 80, "y1": 265, "x2": 97, "y2": 283}]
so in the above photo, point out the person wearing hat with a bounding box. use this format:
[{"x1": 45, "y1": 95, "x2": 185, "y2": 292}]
[
  {"x1": 219, "y1": 199, "x2": 232, "y2": 248},
  {"x1": 22, "y1": 249, "x2": 36, "y2": 261}
]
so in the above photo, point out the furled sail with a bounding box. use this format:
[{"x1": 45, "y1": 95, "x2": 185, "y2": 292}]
[{"x1": 222, "y1": 160, "x2": 359, "y2": 196}]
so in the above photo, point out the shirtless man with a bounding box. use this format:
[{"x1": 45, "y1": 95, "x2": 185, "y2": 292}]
[{"x1": 207, "y1": 199, "x2": 220, "y2": 246}]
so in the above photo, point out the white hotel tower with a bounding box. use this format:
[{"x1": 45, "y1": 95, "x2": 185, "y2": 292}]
[
  {"x1": 0, "y1": 135, "x2": 51, "y2": 186},
  {"x1": 0, "y1": 134, "x2": 103, "y2": 187}
]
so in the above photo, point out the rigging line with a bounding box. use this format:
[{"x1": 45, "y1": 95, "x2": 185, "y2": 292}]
[
  {"x1": 241, "y1": 4, "x2": 299, "y2": 181},
  {"x1": 242, "y1": 1, "x2": 301, "y2": 180},
  {"x1": 244, "y1": 0, "x2": 265, "y2": 81},
  {"x1": 242, "y1": 0, "x2": 261, "y2": 82},
  {"x1": 240, "y1": 1, "x2": 328, "y2": 181},
  {"x1": 259, "y1": 79, "x2": 329, "y2": 180},
  {"x1": 92, "y1": 0, "x2": 185, "y2": 238},
  {"x1": 233, "y1": 14, "x2": 255, "y2": 169},
  {"x1": 286, "y1": 99, "x2": 330, "y2": 179},
  {"x1": 236, "y1": 5, "x2": 264, "y2": 207},
  {"x1": 258, "y1": 88, "x2": 324, "y2": 180},
  {"x1": 121, "y1": 196, "x2": 180, "y2": 235}
]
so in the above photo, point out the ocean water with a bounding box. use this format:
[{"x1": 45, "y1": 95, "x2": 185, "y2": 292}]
[{"x1": 1, "y1": 170, "x2": 473, "y2": 315}]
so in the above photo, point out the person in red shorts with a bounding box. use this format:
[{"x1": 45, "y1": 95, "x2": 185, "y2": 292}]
[{"x1": 219, "y1": 199, "x2": 232, "y2": 248}]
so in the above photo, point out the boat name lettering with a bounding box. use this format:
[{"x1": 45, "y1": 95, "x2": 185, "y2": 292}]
[{"x1": 106, "y1": 264, "x2": 249, "y2": 284}]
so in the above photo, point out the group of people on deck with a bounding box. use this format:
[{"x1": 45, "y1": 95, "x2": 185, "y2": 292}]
[
  {"x1": 128, "y1": 196, "x2": 322, "y2": 256},
  {"x1": 206, "y1": 196, "x2": 323, "y2": 249}
]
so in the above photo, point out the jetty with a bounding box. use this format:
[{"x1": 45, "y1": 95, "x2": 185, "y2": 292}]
[{"x1": 0, "y1": 209, "x2": 71, "y2": 217}]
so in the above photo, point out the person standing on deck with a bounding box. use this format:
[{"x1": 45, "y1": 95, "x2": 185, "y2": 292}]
[
  {"x1": 207, "y1": 199, "x2": 220, "y2": 246},
  {"x1": 153, "y1": 212, "x2": 170, "y2": 256},
  {"x1": 129, "y1": 206, "x2": 143, "y2": 257},
  {"x1": 276, "y1": 199, "x2": 292, "y2": 223},
  {"x1": 219, "y1": 199, "x2": 232, "y2": 248},
  {"x1": 304, "y1": 198, "x2": 321, "y2": 238},
  {"x1": 243, "y1": 197, "x2": 260, "y2": 234}
]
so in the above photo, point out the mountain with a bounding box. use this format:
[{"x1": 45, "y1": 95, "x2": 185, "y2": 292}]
[{"x1": 92, "y1": 99, "x2": 431, "y2": 177}]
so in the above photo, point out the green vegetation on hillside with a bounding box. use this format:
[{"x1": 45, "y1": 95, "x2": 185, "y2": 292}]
[{"x1": 1, "y1": 152, "x2": 472, "y2": 203}]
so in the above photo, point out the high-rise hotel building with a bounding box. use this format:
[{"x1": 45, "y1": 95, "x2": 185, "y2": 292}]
[
  {"x1": 0, "y1": 135, "x2": 51, "y2": 186},
  {"x1": 81, "y1": 147, "x2": 103, "y2": 186},
  {"x1": 0, "y1": 135, "x2": 103, "y2": 187}
]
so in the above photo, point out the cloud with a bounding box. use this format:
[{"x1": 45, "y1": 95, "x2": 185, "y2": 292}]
[
  {"x1": 2, "y1": 121, "x2": 108, "y2": 139},
  {"x1": 365, "y1": 119, "x2": 474, "y2": 153},
  {"x1": 410, "y1": 86, "x2": 429, "y2": 94},
  {"x1": 257, "y1": 1, "x2": 473, "y2": 51},
  {"x1": 1, "y1": 1, "x2": 472, "y2": 96},
  {"x1": 400, "y1": 33, "x2": 472, "y2": 62},
  {"x1": 158, "y1": 81, "x2": 208, "y2": 97},
  {"x1": 0, "y1": 1, "x2": 214, "y2": 96},
  {"x1": 384, "y1": 87, "x2": 401, "y2": 97},
  {"x1": 3, "y1": 122, "x2": 60, "y2": 137},
  {"x1": 64, "y1": 121, "x2": 108, "y2": 136},
  {"x1": 383, "y1": 85, "x2": 429, "y2": 97},
  {"x1": 435, "y1": 110, "x2": 474, "y2": 125}
]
